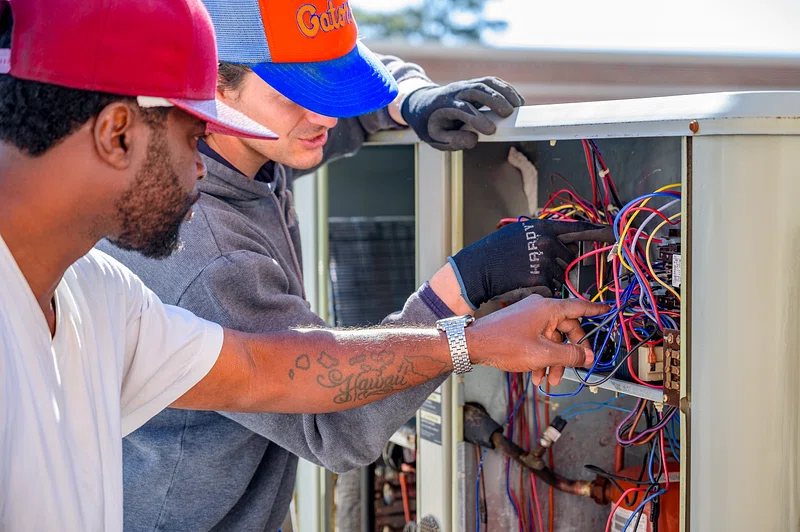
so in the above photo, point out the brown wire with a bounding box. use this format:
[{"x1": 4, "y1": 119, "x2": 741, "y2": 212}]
[
  {"x1": 627, "y1": 400, "x2": 647, "y2": 439},
  {"x1": 627, "y1": 400, "x2": 659, "y2": 446}
]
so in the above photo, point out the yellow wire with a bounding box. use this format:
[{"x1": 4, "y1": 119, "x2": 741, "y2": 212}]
[
  {"x1": 591, "y1": 285, "x2": 611, "y2": 302},
  {"x1": 539, "y1": 203, "x2": 592, "y2": 220},
  {"x1": 646, "y1": 213, "x2": 682, "y2": 301},
  {"x1": 616, "y1": 183, "x2": 682, "y2": 271}
]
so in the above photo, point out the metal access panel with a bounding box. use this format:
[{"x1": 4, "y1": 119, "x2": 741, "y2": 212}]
[
  {"x1": 368, "y1": 91, "x2": 800, "y2": 532},
  {"x1": 458, "y1": 137, "x2": 680, "y2": 531}
]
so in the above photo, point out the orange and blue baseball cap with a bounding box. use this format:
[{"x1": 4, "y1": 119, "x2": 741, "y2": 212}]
[
  {"x1": 0, "y1": 0, "x2": 277, "y2": 140},
  {"x1": 202, "y1": 0, "x2": 398, "y2": 118}
]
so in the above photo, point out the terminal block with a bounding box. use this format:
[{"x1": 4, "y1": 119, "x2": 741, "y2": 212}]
[{"x1": 662, "y1": 329, "x2": 681, "y2": 407}]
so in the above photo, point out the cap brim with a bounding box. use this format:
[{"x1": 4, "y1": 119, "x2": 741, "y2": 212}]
[
  {"x1": 250, "y1": 41, "x2": 399, "y2": 119},
  {"x1": 168, "y1": 97, "x2": 278, "y2": 140}
]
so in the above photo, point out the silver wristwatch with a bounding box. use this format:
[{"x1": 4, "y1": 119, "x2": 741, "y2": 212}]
[{"x1": 435, "y1": 315, "x2": 475, "y2": 375}]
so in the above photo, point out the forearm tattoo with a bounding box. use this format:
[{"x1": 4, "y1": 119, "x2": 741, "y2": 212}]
[{"x1": 289, "y1": 351, "x2": 448, "y2": 405}]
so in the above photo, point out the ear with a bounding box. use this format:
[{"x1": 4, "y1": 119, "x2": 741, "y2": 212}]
[
  {"x1": 92, "y1": 102, "x2": 137, "y2": 170},
  {"x1": 216, "y1": 84, "x2": 238, "y2": 105}
]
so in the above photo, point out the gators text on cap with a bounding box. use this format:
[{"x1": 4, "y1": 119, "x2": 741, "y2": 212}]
[{"x1": 203, "y1": 0, "x2": 398, "y2": 118}]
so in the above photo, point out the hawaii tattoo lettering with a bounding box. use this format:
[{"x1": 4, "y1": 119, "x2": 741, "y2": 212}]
[{"x1": 288, "y1": 350, "x2": 447, "y2": 405}]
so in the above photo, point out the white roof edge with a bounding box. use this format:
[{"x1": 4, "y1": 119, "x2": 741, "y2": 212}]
[
  {"x1": 363, "y1": 39, "x2": 800, "y2": 68},
  {"x1": 369, "y1": 91, "x2": 800, "y2": 144}
]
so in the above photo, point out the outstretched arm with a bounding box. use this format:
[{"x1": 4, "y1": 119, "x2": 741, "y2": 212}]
[{"x1": 173, "y1": 296, "x2": 607, "y2": 413}]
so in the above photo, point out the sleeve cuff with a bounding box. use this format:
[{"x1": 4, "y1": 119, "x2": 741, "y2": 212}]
[
  {"x1": 120, "y1": 321, "x2": 224, "y2": 437},
  {"x1": 418, "y1": 281, "x2": 457, "y2": 319},
  {"x1": 387, "y1": 78, "x2": 437, "y2": 126},
  {"x1": 446, "y1": 257, "x2": 479, "y2": 311}
]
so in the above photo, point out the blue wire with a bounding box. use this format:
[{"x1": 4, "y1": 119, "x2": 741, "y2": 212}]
[
  {"x1": 622, "y1": 490, "x2": 666, "y2": 531},
  {"x1": 667, "y1": 430, "x2": 681, "y2": 463},
  {"x1": 505, "y1": 372, "x2": 531, "y2": 425},
  {"x1": 666, "y1": 417, "x2": 681, "y2": 462},
  {"x1": 505, "y1": 457, "x2": 521, "y2": 526},
  {"x1": 475, "y1": 448, "x2": 487, "y2": 532},
  {"x1": 562, "y1": 402, "x2": 633, "y2": 421},
  {"x1": 613, "y1": 194, "x2": 680, "y2": 330},
  {"x1": 532, "y1": 380, "x2": 541, "y2": 438},
  {"x1": 527, "y1": 500, "x2": 535, "y2": 532},
  {"x1": 647, "y1": 440, "x2": 658, "y2": 484}
]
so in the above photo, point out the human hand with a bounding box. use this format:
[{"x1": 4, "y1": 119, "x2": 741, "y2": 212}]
[
  {"x1": 400, "y1": 77, "x2": 524, "y2": 151},
  {"x1": 449, "y1": 220, "x2": 616, "y2": 310},
  {"x1": 466, "y1": 295, "x2": 609, "y2": 374}
]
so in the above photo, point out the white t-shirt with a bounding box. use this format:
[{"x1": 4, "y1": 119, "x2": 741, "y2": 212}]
[{"x1": 0, "y1": 237, "x2": 224, "y2": 531}]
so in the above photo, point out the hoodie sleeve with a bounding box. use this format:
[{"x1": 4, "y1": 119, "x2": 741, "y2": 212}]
[
  {"x1": 283, "y1": 53, "x2": 434, "y2": 182},
  {"x1": 178, "y1": 250, "x2": 452, "y2": 473}
]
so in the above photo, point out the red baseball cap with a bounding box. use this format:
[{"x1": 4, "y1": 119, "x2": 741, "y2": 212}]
[{"x1": 0, "y1": 0, "x2": 277, "y2": 140}]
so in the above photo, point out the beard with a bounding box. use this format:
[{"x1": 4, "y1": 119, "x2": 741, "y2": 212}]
[{"x1": 107, "y1": 127, "x2": 197, "y2": 259}]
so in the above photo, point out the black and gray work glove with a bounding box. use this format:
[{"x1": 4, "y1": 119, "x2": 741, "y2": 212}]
[
  {"x1": 401, "y1": 77, "x2": 524, "y2": 151},
  {"x1": 448, "y1": 220, "x2": 615, "y2": 310}
]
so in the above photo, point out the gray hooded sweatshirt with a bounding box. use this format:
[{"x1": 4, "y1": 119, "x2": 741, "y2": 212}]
[{"x1": 96, "y1": 56, "x2": 453, "y2": 532}]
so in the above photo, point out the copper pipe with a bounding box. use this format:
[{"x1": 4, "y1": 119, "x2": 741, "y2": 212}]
[
  {"x1": 465, "y1": 403, "x2": 608, "y2": 504},
  {"x1": 614, "y1": 444, "x2": 625, "y2": 473},
  {"x1": 489, "y1": 432, "x2": 605, "y2": 504}
]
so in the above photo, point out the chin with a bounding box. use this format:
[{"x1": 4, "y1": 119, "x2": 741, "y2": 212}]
[{"x1": 289, "y1": 148, "x2": 325, "y2": 171}]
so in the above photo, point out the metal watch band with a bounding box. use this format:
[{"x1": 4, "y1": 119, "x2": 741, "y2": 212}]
[{"x1": 435, "y1": 315, "x2": 475, "y2": 375}]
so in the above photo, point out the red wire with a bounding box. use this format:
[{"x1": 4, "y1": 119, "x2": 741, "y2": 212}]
[
  {"x1": 564, "y1": 245, "x2": 614, "y2": 300},
  {"x1": 627, "y1": 357, "x2": 661, "y2": 388},
  {"x1": 541, "y1": 189, "x2": 597, "y2": 218},
  {"x1": 615, "y1": 220, "x2": 663, "y2": 327},
  {"x1": 659, "y1": 412, "x2": 671, "y2": 492},
  {"x1": 506, "y1": 377, "x2": 524, "y2": 532},
  {"x1": 605, "y1": 487, "x2": 647, "y2": 532},
  {"x1": 611, "y1": 255, "x2": 631, "y2": 352},
  {"x1": 594, "y1": 244, "x2": 602, "y2": 293},
  {"x1": 623, "y1": 206, "x2": 681, "y2": 226},
  {"x1": 582, "y1": 140, "x2": 598, "y2": 207},
  {"x1": 544, "y1": 382, "x2": 555, "y2": 532},
  {"x1": 530, "y1": 387, "x2": 544, "y2": 532}
]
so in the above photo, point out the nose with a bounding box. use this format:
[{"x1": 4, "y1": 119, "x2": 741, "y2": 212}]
[
  {"x1": 196, "y1": 150, "x2": 207, "y2": 181},
  {"x1": 305, "y1": 111, "x2": 338, "y2": 129}
]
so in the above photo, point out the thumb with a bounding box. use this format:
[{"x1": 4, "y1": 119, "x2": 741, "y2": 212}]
[
  {"x1": 556, "y1": 224, "x2": 617, "y2": 244},
  {"x1": 537, "y1": 339, "x2": 594, "y2": 368}
]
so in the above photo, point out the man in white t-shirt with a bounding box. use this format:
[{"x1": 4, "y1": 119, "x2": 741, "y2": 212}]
[{"x1": 0, "y1": 0, "x2": 607, "y2": 530}]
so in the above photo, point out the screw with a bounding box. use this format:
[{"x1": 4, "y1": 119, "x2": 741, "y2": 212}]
[
  {"x1": 689, "y1": 120, "x2": 700, "y2": 134},
  {"x1": 663, "y1": 394, "x2": 669, "y2": 403},
  {"x1": 679, "y1": 396, "x2": 691, "y2": 414}
]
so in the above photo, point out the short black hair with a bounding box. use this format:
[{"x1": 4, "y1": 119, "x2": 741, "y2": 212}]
[{"x1": 0, "y1": 10, "x2": 168, "y2": 157}]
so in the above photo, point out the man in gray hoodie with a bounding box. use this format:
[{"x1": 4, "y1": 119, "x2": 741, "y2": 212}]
[{"x1": 98, "y1": 1, "x2": 613, "y2": 530}]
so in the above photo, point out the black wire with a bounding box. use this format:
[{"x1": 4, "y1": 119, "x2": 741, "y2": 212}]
[
  {"x1": 575, "y1": 302, "x2": 630, "y2": 346},
  {"x1": 630, "y1": 487, "x2": 653, "y2": 531},
  {"x1": 630, "y1": 436, "x2": 665, "y2": 531},
  {"x1": 572, "y1": 328, "x2": 658, "y2": 386},
  {"x1": 583, "y1": 465, "x2": 654, "y2": 486},
  {"x1": 584, "y1": 464, "x2": 641, "y2": 506}
]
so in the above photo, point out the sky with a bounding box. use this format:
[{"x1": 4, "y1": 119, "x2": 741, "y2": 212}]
[{"x1": 351, "y1": 0, "x2": 800, "y2": 55}]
